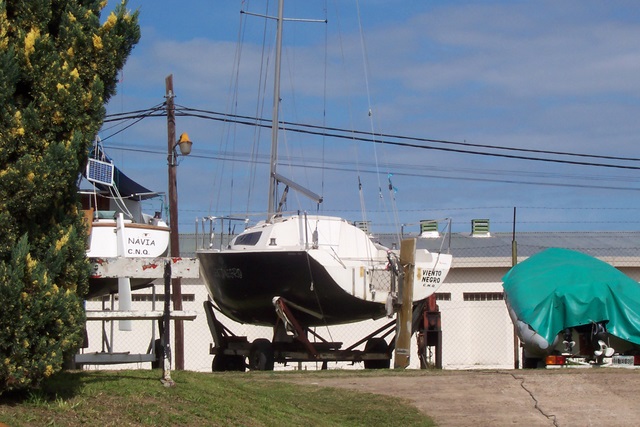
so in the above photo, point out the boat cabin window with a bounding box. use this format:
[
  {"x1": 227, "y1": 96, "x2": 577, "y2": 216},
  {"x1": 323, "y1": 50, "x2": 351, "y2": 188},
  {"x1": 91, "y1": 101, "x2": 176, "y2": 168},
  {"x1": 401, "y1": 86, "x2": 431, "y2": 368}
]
[
  {"x1": 234, "y1": 232, "x2": 262, "y2": 246},
  {"x1": 96, "y1": 210, "x2": 117, "y2": 219}
]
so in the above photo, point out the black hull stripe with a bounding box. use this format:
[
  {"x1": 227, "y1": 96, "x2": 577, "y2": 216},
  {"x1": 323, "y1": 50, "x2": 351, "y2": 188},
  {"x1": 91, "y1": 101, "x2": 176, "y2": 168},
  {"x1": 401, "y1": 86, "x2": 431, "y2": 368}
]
[{"x1": 198, "y1": 250, "x2": 385, "y2": 327}]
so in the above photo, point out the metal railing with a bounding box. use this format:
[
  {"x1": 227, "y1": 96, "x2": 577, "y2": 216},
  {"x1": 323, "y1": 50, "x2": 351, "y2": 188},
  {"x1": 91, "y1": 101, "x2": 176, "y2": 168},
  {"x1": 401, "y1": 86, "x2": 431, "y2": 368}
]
[{"x1": 195, "y1": 216, "x2": 249, "y2": 251}]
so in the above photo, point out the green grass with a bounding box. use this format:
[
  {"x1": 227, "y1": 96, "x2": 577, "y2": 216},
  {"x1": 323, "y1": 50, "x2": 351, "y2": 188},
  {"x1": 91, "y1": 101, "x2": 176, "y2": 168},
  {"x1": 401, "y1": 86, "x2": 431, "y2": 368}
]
[{"x1": 0, "y1": 370, "x2": 436, "y2": 426}]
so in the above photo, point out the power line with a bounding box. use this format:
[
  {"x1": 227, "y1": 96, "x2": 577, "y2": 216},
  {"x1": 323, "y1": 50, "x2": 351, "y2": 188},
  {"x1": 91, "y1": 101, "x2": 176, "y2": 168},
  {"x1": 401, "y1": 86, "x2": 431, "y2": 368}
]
[
  {"x1": 102, "y1": 143, "x2": 640, "y2": 193},
  {"x1": 173, "y1": 105, "x2": 640, "y2": 163},
  {"x1": 101, "y1": 104, "x2": 166, "y2": 141},
  {"x1": 103, "y1": 103, "x2": 640, "y2": 170}
]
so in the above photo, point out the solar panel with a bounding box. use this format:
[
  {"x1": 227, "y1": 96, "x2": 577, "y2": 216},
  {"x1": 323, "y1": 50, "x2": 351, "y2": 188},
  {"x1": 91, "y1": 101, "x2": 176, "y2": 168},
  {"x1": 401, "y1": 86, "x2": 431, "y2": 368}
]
[{"x1": 86, "y1": 158, "x2": 114, "y2": 186}]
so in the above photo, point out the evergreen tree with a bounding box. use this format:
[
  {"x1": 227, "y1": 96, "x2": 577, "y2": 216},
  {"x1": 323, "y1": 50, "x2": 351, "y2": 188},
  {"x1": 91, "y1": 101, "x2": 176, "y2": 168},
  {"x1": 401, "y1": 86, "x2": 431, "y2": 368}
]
[{"x1": 0, "y1": 0, "x2": 140, "y2": 393}]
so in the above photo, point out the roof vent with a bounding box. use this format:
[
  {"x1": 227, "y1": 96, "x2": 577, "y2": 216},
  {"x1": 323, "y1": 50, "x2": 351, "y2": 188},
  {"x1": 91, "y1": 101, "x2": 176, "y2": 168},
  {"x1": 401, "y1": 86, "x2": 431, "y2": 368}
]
[
  {"x1": 471, "y1": 218, "x2": 490, "y2": 237},
  {"x1": 419, "y1": 220, "x2": 440, "y2": 238}
]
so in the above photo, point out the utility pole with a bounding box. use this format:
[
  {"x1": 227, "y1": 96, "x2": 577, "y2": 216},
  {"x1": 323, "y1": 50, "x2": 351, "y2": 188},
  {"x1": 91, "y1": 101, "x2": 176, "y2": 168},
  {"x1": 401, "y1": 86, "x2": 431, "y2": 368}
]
[{"x1": 166, "y1": 74, "x2": 184, "y2": 370}]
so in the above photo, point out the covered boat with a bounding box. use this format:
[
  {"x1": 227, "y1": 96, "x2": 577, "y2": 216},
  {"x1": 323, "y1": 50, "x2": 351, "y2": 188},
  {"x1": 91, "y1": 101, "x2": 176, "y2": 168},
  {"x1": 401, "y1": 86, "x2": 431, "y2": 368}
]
[{"x1": 503, "y1": 247, "x2": 640, "y2": 367}]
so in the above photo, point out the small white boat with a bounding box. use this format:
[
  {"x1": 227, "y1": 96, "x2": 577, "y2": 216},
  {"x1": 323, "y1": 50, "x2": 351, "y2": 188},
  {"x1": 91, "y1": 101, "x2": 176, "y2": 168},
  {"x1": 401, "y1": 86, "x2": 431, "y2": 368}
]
[
  {"x1": 84, "y1": 208, "x2": 169, "y2": 259},
  {"x1": 81, "y1": 143, "x2": 169, "y2": 298}
]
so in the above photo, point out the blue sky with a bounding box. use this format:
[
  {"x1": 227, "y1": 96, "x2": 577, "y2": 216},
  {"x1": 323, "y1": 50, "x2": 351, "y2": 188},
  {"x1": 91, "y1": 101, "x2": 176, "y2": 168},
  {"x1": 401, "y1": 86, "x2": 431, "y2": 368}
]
[{"x1": 98, "y1": 0, "x2": 640, "y2": 234}]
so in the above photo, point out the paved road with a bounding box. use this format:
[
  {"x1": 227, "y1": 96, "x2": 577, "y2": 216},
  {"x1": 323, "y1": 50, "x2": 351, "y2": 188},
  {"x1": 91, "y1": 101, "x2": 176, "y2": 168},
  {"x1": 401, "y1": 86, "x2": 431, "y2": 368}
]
[{"x1": 291, "y1": 368, "x2": 640, "y2": 426}]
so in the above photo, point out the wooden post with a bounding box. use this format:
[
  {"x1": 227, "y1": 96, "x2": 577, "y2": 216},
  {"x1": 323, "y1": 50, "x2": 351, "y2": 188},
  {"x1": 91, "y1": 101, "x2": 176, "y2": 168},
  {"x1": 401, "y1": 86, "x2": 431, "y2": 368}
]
[
  {"x1": 160, "y1": 260, "x2": 175, "y2": 387},
  {"x1": 394, "y1": 238, "x2": 416, "y2": 368},
  {"x1": 166, "y1": 74, "x2": 184, "y2": 370}
]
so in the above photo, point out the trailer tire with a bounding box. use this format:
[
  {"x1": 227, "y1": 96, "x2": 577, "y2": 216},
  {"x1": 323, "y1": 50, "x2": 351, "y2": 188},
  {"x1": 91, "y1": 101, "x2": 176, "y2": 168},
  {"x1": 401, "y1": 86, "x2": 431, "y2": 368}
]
[
  {"x1": 212, "y1": 355, "x2": 224, "y2": 372},
  {"x1": 151, "y1": 339, "x2": 164, "y2": 369},
  {"x1": 249, "y1": 339, "x2": 275, "y2": 371},
  {"x1": 522, "y1": 349, "x2": 544, "y2": 369},
  {"x1": 227, "y1": 355, "x2": 247, "y2": 371},
  {"x1": 364, "y1": 338, "x2": 390, "y2": 369},
  {"x1": 212, "y1": 354, "x2": 247, "y2": 372},
  {"x1": 522, "y1": 356, "x2": 542, "y2": 369}
]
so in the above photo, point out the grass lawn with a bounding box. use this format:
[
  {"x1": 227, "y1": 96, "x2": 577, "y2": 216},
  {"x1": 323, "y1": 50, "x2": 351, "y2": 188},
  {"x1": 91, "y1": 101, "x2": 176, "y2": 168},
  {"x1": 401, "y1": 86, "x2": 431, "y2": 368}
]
[{"x1": 0, "y1": 369, "x2": 435, "y2": 426}]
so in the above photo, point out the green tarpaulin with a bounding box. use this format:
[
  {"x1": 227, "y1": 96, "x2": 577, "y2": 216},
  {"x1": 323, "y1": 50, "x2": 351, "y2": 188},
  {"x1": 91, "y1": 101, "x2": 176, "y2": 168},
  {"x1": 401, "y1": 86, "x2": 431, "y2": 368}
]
[{"x1": 502, "y1": 248, "x2": 640, "y2": 346}]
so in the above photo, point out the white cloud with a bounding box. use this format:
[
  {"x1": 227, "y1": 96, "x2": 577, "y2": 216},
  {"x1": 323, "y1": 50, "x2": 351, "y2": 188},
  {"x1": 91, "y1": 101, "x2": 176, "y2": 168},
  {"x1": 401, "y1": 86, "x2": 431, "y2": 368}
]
[{"x1": 102, "y1": 0, "x2": 640, "y2": 232}]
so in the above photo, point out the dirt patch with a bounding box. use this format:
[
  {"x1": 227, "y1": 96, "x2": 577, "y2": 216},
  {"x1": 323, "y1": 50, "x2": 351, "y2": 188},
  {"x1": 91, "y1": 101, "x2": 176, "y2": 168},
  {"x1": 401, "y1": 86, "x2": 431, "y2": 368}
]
[{"x1": 287, "y1": 369, "x2": 640, "y2": 426}]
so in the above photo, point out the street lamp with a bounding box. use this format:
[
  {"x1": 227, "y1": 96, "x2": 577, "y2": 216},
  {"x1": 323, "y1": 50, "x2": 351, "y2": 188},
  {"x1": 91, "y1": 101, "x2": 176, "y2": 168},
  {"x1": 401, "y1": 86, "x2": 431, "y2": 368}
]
[{"x1": 169, "y1": 132, "x2": 192, "y2": 166}]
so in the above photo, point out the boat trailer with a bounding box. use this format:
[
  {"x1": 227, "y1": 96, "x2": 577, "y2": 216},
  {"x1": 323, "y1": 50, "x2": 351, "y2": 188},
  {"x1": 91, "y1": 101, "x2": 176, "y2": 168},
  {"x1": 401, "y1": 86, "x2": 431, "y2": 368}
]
[
  {"x1": 204, "y1": 298, "x2": 396, "y2": 371},
  {"x1": 203, "y1": 295, "x2": 442, "y2": 371}
]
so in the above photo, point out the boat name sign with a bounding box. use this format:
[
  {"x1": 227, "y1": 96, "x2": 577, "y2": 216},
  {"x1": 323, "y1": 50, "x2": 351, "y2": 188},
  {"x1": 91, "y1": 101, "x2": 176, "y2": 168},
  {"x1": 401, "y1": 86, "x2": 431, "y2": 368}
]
[
  {"x1": 127, "y1": 237, "x2": 156, "y2": 255},
  {"x1": 214, "y1": 267, "x2": 243, "y2": 280},
  {"x1": 419, "y1": 268, "x2": 443, "y2": 287}
]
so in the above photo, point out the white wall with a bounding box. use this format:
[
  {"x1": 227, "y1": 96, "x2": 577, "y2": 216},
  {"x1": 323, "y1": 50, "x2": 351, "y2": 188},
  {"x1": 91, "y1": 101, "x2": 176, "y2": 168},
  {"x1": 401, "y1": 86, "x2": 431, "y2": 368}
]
[
  {"x1": 80, "y1": 267, "x2": 518, "y2": 371},
  {"x1": 434, "y1": 267, "x2": 515, "y2": 368}
]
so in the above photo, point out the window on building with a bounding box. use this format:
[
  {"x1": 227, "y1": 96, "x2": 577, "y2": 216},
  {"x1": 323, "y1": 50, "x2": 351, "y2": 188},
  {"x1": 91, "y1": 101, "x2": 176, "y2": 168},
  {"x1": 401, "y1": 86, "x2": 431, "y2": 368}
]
[
  {"x1": 463, "y1": 292, "x2": 504, "y2": 302},
  {"x1": 132, "y1": 294, "x2": 195, "y2": 302},
  {"x1": 435, "y1": 292, "x2": 451, "y2": 301},
  {"x1": 91, "y1": 294, "x2": 195, "y2": 303}
]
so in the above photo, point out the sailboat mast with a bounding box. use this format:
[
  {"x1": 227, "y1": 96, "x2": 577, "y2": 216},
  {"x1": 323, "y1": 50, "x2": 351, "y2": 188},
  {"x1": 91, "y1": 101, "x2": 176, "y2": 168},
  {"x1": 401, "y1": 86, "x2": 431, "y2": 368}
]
[{"x1": 267, "y1": 0, "x2": 285, "y2": 221}]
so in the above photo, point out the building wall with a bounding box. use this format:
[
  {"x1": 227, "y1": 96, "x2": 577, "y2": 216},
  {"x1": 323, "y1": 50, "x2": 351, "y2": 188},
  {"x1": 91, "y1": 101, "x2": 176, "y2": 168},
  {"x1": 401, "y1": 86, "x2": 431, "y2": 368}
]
[
  {"x1": 437, "y1": 268, "x2": 515, "y2": 368},
  {"x1": 80, "y1": 264, "x2": 640, "y2": 371},
  {"x1": 81, "y1": 271, "x2": 517, "y2": 371},
  {"x1": 83, "y1": 280, "x2": 422, "y2": 371}
]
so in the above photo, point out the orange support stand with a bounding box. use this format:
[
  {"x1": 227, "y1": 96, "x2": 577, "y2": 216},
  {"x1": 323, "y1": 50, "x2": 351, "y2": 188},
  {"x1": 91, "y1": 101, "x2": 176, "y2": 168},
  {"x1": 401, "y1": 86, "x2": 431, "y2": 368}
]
[{"x1": 417, "y1": 294, "x2": 442, "y2": 369}]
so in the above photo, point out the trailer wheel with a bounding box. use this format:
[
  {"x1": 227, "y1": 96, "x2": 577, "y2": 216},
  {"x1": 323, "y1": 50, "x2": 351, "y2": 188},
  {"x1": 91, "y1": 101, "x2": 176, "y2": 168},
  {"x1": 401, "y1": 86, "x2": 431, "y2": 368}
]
[
  {"x1": 212, "y1": 354, "x2": 247, "y2": 372},
  {"x1": 249, "y1": 339, "x2": 275, "y2": 371},
  {"x1": 522, "y1": 356, "x2": 542, "y2": 369},
  {"x1": 227, "y1": 355, "x2": 247, "y2": 371},
  {"x1": 151, "y1": 339, "x2": 164, "y2": 369},
  {"x1": 521, "y1": 349, "x2": 543, "y2": 369},
  {"x1": 364, "y1": 338, "x2": 390, "y2": 369}
]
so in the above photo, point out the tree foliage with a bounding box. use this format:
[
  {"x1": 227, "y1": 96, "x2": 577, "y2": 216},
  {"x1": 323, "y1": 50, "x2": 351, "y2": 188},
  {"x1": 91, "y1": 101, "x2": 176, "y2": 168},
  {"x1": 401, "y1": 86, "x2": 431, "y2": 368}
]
[{"x1": 0, "y1": 0, "x2": 140, "y2": 393}]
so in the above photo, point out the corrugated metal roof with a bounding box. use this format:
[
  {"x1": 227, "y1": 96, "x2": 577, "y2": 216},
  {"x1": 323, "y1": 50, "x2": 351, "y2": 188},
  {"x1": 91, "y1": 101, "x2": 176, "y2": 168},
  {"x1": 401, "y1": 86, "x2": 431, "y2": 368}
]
[
  {"x1": 407, "y1": 231, "x2": 640, "y2": 267},
  {"x1": 179, "y1": 231, "x2": 640, "y2": 263}
]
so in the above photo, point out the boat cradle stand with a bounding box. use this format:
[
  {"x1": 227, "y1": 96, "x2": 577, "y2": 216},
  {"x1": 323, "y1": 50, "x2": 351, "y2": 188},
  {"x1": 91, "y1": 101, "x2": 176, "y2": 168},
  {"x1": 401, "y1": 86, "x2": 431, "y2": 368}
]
[
  {"x1": 203, "y1": 298, "x2": 398, "y2": 371},
  {"x1": 74, "y1": 257, "x2": 199, "y2": 379},
  {"x1": 415, "y1": 294, "x2": 442, "y2": 369}
]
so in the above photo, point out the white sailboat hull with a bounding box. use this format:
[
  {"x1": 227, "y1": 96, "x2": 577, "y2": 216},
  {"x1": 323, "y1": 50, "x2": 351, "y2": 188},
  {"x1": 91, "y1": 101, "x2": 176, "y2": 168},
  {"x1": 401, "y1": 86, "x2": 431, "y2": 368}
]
[
  {"x1": 197, "y1": 214, "x2": 451, "y2": 326},
  {"x1": 86, "y1": 215, "x2": 170, "y2": 298},
  {"x1": 86, "y1": 220, "x2": 170, "y2": 258}
]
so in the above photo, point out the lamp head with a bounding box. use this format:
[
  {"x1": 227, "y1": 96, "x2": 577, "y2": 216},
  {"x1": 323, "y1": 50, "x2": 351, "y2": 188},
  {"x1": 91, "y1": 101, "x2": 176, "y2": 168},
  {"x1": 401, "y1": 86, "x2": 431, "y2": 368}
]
[{"x1": 177, "y1": 132, "x2": 192, "y2": 156}]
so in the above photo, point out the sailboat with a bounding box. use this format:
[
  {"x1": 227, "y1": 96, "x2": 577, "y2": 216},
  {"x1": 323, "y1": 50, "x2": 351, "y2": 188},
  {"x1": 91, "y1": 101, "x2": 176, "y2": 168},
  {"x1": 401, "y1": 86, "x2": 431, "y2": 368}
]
[
  {"x1": 81, "y1": 141, "x2": 170, "y2": 299},
  {"x1": 196, "y1": 1, "x2": 452, "y2": 330}
]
